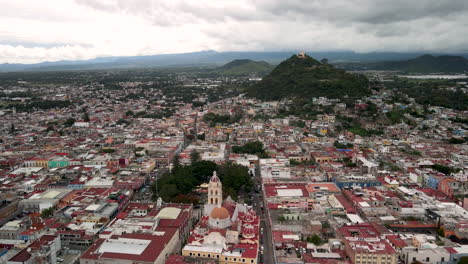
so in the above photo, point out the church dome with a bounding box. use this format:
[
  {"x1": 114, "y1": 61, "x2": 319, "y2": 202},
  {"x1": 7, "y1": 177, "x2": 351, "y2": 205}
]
[
  {"x1": 210, "y1": 171, "x2": 220, "y2": 183},
  {"x1": 210, "y1": 207, "x2": 230, "y2": 220},
  {"x1": 243, "y1": 210, "x2": 255, "y2": 223},
  {"x1": 242, "y1": 224, "x2": 255, "y2": 239}
]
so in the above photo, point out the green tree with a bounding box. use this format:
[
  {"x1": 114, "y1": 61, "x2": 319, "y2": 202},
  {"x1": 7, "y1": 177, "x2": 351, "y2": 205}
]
[
  {"x1": 458, "y1": 257, "x2": 468, "y2": 264},
  {"x1": 449, "y1": 138, "x2": 465, "y2": 144},
  {"x1": 83, "y1": 112, "x2": 90, "y2": 122},
  {"x1": 9, "y1": 123, "x2": 15, "y2": 134},
  {"x1": 64, "y1": 118, "x2": 76, "y2": 127},
  {"x1": 41, "y1": 207, "x2": 54, "y2": 218},
  {"x1": 307, "y1": 234, "x2": 322, "y2": 245},
  {"x1": 190, "y1": 150, "x2": 201, "y2": 164}
]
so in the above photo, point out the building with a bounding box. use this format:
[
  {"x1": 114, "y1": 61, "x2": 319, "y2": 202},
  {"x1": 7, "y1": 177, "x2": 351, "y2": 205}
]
[
  {"x1": 338, "y1": 224, "x2": 398, "y2": 264},
  {"x1": 80, "y1": 228, "x2": 179, "y2": 264},
  {"x1": 182, "y1": 172, "x2": 259, "y2": 264},
  {"x1": 7, "y1": 235, "x2": 61, "y2": 264}
]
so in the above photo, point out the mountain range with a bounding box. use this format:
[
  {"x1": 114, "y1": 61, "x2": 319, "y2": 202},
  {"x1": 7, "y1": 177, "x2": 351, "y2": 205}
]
[
  {"x1": 364, "y1": 54, "x2": 468, "y2": 73},
  {"x1": 2, "y1": 50, "x2": 468, "y2": 72}
]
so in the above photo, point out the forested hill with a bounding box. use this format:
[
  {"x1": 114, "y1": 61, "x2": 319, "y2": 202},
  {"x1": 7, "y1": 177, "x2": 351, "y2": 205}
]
[
  {"x1": 215, "y1": 59, "x2": 272, "y2": 75},
  {"x1": 369, "y1": 54, "x2": 468, "y2": 73},
  {"x1": 247, "y1": 53, "x2": 370, "y2": 100}
]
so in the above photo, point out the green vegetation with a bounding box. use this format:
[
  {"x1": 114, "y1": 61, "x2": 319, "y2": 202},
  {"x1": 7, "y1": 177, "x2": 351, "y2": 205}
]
[
  {"x1": 116, "y1": 119, "x2": 131, "y2": 126},
  {"x1": 190, "y1": 150, "x2": 201, "y2": 164},
  {"x1": 247, "y1": 54, "x2": 370, "y2": 100},
  {"x1": 431, "y1": 164, "x2": 459, "y2": 175},
  {"x1": 289, "y1": 119, "x2": 306, "y2": 128},
  {"x1": 348, "y1": 126, "x2": 383, "y2": 137},
  {"x1": 370, "y1": 54, "x2": 468, "y2": 73},
  {"x1": 64, "y1": 118, "x2": 76, "y2": 127},
  {"x1": 41, "y1": 207, "x2": 54, "y2": 218},
  {"x1": 306, "y1": 234, "x2": 322, "y2": 245},
  {"x1": 449, "y1": 137, "x2": 466, "y2": 144},
  {"x1": 452, "y1": 118, "x2": 468, "y2": 125},
  {"x1": 401, "y1": 147, "x2": 422, "y2": 156},
  {"x1": 203, "y1": 113, "x2": 242, "y2": 127},
  {"x1": 215, "y1": 59, "x2": 272, "y2": 75},
  {"x1": 386, "y1": 79, "x2": 468, "y2": 111},
  {"x1": 152, "y1": 160, "x2": 253, "y2": 202},
  {"x1": 232, "y1": 141, "x2": 269, "y2": 158},
  {"x1": 100, "y1": 148, "x2": 115, "y2": 153},
  {"x1": 386, "y1": 110, "x2": 406, "y2": 124},
  {"x1": 458, "y1": 256, "x2": 468, "y2": 264},
  {"x1": 289, "y1": 159, "x2": 315, "y2": 166},
  {"x1": 334, "y1": 141, "x2": 353, "y2": 149}
]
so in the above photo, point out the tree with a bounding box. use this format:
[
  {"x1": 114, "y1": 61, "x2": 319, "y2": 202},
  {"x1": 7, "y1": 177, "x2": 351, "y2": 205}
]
[
  {"x1": 191, "y1": 161, "x2": 217, "y2": 182},
  {"x1": 190, "y1": 150, "x2": 201, "y2": 164},
  {"x1": 41, "y1": 207, "x2": 54, "y2": 218},
  {"x1": 116, "y1": 119, "x2": 131, "y2": 126},
  {"x1": 197, "y1": 133, "x2": 205, "y2": 141},
  {"x1": 64, "y1": 118, "x2": 76, "y2": 127},
  {"x1": 83, "y1": 112, "x2": 90, "y2": 122},
  {"x1": 449, "y1": 137, "x2": 465, "y2": 144},
  {"x1": 232, "y1": 141, "x2": 266, "y2": 155},
  {"x1": 458, "y1": 257, "x2": 468, "y2": 264},
  {"x1": 172, "y1": 155, "x2": 181, "y2": 172},
  {"x1": 307, "y1": 234, "x2": 322, "y2": 245}
]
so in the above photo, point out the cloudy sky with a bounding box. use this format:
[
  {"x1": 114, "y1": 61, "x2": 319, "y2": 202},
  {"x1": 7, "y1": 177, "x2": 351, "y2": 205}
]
[{"x1": 1, "y1": 0, "x2": 467, "y2": 63}]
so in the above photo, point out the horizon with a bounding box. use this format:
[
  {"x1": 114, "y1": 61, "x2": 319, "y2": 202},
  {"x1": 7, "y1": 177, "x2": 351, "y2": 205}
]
[
  {"x1": 2, "y1": 49, "x2": 468, "y2": 66},
  {"x1": 2, "y1": 0, "x2": 468, "y2": 64}
]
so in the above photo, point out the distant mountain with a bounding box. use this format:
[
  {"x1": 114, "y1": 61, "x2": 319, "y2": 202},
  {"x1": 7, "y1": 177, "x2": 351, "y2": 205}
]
[
  {"x1": 247, "y1": 53, "x2": 370, "y2": 100},
  {"x1": 1, "y1": 50, "x2": 468, "y2": 72},
  {"x1": 215, "y1": 59, "x2": 272, "y2": 75},
  {"x1": 371, "y1": 54, "x2": 468, "y2": 73}
]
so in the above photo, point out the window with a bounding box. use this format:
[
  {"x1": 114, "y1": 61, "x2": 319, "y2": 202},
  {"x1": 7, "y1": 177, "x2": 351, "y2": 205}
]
[
  {"x1": 208, "y1": 254, "x2": 211, "y2": 258},
  {"x1": 225, "y1": 257, "x2": 228, "y2": 261},
  {"x1": 242, "y1": 259, "x2": 246, "y2": 262},
  {"x1": 426, "y1": 257, "x2": 430, "y2": 262},
  {"x1": 198, "y1": 253, "x2": 200, "y2": 257},
  {"x1": 442, "y1": 258, "x2": 445, "y2": 262},
  {"x1": 189, "y1": 253, "x2": 192, "y2": 256},
  {"x1": 234, "y1": 258, "x2": 237, "y2": 261}
]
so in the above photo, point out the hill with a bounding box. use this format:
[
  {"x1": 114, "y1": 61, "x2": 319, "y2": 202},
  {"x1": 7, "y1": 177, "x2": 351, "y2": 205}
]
[
  {"x1": 368, "y1": 54, "x2": 468, "y2": 73},
  {"x1": 3, "y1": 50, "x2": 468, "y2": 72},
  {"x1": 247, "y1": 53, "x2": 370, "y2": 100},
  {"x1": 215, "y1": 59, "x2": 272, "y2": 75}
]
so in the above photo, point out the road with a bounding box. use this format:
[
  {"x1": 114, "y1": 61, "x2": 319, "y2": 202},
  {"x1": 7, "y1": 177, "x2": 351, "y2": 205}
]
[
  {"x1": 252, "y1": 169, "x2": 275, "y2": 264},
  {"x1": 133, "y1": 167, "x2": 169, "y2": 202}
]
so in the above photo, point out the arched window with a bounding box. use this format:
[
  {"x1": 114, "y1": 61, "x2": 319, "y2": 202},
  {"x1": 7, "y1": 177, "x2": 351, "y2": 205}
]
[
  {"x1": 215, "y1": 198, "x2": 218, "y2": 204},
  {"x1": 215, "y1": 190, "x2": 218, "y2": 195},
  {"x1": 210, "y1": 198, "x2": 213, "y2": 204}
]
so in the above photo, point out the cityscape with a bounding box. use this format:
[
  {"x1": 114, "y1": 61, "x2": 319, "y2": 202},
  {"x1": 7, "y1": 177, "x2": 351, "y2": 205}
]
[{"x1": 0, "y1": 1, "x2": 467, "y2": 264}]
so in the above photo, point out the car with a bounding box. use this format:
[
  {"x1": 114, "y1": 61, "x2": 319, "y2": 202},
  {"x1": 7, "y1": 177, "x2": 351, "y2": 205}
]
[{"x1": 57, "y1": 258, "x2": 64, "y2": 262}]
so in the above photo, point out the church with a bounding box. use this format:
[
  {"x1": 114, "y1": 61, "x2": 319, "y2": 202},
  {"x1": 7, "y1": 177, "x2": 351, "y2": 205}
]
[
  {"x1": 203, "y1": 171, "x2": 248, "y2": 229},
  {"x1": 182, "y1": 171, "x2": 260, "y2": 264}
]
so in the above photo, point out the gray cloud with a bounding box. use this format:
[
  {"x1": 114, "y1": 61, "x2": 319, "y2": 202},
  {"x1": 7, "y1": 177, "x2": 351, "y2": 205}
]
[{"x1": 1, "y1": 0, "x2": 468, "y2": 63}]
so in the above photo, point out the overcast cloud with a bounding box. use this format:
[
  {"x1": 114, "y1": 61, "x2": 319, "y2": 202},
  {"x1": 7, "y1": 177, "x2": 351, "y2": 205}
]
[{"x1": 0, "y1": 0, "x2": 467, "y2": 63}]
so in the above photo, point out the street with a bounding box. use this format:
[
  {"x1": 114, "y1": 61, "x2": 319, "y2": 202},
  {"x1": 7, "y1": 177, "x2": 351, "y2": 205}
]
[{"x1": 252, "y1": 170, "x2": 275, "y2": 264}]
